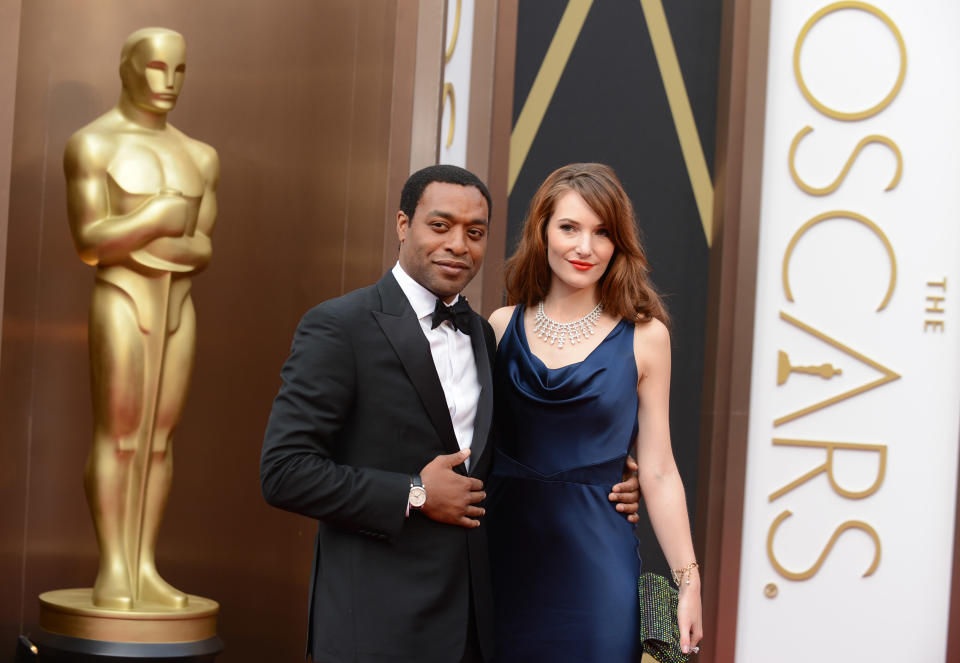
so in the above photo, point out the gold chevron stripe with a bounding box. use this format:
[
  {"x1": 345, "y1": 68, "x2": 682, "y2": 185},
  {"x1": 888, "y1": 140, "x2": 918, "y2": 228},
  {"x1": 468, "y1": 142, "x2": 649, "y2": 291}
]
[
  {"x1": 508, "y1": 0, "x2": 593, "y2": 194},
  {"x1": 639, "y1": 0, "x2": 714, "y2": 246}
]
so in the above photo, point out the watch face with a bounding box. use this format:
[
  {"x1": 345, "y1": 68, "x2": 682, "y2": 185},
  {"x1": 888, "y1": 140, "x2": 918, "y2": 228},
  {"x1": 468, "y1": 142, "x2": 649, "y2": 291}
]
[{"x1": 409, "y1": 486, "x2": 427, "y2": 508}]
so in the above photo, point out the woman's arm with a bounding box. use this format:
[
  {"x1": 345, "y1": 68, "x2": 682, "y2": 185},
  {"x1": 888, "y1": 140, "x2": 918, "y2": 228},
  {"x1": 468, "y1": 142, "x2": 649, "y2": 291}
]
[{"x1": 633, "y1": 318, "x2": 703, "y2": 654}]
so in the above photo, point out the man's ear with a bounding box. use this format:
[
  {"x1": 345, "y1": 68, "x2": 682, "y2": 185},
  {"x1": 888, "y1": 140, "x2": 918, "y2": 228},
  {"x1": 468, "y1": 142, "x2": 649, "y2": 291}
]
[{"x1": 397, "y1": 211, "x2": 409, "y2": 243}]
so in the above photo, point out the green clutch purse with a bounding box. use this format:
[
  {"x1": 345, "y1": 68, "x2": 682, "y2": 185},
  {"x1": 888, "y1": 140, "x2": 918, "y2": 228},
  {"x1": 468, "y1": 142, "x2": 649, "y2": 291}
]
[{"x1": 637, "y1": 572, "x2": 688, "y2": 663}]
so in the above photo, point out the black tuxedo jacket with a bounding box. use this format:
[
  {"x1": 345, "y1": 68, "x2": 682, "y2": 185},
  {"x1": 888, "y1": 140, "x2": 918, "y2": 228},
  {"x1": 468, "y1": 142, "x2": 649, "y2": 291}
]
[{"x1": 261, "y1": 272, "x2": 496, "y2": 663}]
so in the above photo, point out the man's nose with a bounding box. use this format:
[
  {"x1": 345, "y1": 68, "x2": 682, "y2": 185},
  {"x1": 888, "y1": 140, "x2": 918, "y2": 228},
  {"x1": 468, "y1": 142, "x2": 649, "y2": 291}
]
[
  {"x1": 165, "y1": 69, "x2": 176, "y2": 89},
  {"x1": 446, "y1": 227, "x2": 467, "y2": 254}
]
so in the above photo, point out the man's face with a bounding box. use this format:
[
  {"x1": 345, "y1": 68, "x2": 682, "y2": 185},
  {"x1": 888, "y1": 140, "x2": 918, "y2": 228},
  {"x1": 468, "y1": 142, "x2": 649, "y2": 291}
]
[
  {"x1": 123, "y1": 34, "x2": 187, "y2": 114},
  {"x1": 397, "y1": 182, "x2": 489, "y2": 302}
]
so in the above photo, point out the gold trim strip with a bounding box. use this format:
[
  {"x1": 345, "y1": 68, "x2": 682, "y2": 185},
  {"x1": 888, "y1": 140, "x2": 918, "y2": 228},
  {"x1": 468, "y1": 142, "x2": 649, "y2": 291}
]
[
  {"x1": 508, "y1": 0, "x2": 593, "y2": 194},
  {"x1": 639, "y1": 0, "x2": 714, "y2": 246}
]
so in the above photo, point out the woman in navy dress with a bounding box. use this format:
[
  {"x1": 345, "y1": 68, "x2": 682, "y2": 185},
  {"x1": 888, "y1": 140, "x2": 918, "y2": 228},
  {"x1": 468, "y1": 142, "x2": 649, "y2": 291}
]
[{"x1": 487, "y1": 163, "x2": 703, "y2": 661}]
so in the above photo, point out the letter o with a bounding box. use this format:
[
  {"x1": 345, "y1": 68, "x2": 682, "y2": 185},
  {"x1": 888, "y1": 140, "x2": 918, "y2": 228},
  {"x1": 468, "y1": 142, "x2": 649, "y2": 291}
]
[{"x1": 793, "y1": 1, "x2": 906, "y2": 121}]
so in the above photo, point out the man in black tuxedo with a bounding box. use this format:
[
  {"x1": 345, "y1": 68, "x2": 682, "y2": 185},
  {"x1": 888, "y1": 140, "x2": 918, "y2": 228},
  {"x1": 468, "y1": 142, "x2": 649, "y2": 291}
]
[{"x1": 261, "y1": 165, "x2": 638, "y2": 662}]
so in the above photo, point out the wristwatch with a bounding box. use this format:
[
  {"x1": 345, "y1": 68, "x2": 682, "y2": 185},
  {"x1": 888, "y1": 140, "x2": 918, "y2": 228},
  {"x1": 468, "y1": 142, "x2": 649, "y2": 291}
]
[{"x1": 408, "y1": 475, "x2": 427, "y2": 509}]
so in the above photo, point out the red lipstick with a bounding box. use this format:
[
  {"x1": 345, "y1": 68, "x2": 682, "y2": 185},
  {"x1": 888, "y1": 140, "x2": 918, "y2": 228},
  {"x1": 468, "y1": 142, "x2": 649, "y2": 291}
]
[{"x1": 569, "y1": 260, "x2": 593, "y2": 271}]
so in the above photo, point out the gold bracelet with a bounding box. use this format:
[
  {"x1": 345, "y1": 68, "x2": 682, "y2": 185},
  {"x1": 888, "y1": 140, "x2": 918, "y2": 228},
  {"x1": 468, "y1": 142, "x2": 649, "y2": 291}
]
[{"x1": 671, "y1": 561, "x2": 699, "y2": 587}]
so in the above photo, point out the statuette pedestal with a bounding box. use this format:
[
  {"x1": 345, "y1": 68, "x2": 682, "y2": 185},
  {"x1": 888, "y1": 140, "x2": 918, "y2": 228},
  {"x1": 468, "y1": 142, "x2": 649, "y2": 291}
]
[{"x1": 30, "y1": 590, "x2": 221, "y2": 662}]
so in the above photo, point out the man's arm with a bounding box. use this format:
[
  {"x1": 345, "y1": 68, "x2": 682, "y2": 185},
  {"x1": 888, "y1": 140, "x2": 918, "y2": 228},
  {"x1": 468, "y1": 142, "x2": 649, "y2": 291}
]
[{"x1": 260, "y1": 304, "x2": 411, "y2": 541}]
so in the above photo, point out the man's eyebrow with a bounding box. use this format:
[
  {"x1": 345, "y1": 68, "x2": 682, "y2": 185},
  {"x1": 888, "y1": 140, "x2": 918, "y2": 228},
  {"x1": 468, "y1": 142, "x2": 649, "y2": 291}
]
[{"x1": 426, "y1": 210, "x2": 489, "y2": 226}]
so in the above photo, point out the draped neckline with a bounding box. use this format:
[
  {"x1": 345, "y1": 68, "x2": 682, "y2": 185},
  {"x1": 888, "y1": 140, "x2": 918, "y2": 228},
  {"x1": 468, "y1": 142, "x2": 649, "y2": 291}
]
[{"x1": 513, "y1": 304, "x2": 630, "y2": 371}]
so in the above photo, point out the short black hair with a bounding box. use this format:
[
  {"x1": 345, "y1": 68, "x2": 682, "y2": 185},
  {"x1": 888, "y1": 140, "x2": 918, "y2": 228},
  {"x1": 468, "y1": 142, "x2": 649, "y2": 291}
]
[{"x1": 399, "y1": 164, "x2": 492, "y2": 222}]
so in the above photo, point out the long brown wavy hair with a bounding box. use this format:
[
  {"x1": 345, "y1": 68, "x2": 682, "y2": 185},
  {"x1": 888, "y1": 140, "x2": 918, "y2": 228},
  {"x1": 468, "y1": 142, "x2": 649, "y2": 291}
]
[{"x1": 504, "y1": 163, "x2": 669, "y2": 326}]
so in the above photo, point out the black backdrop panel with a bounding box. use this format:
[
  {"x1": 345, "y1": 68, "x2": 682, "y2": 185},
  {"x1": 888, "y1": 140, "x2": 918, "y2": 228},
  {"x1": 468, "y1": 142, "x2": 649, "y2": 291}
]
[{"x1": 508, "y1": 0, "x2": 722, "y2": 575}]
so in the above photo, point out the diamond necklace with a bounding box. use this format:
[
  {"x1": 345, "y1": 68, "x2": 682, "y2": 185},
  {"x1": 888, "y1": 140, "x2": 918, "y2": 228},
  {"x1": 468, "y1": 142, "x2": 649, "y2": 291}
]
[{"x1": 533, "y1": 301, "x2": 603, "y2": 349}]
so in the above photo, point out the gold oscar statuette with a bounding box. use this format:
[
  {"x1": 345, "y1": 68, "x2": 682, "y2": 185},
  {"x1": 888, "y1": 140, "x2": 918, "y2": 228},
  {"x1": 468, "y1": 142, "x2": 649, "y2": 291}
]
[
  {"x1": 36, "y1": 27, "x2": 221, "y2": 658},
  {"x1": 776, "y1": 350, "x2": 842, "y2": 386}
]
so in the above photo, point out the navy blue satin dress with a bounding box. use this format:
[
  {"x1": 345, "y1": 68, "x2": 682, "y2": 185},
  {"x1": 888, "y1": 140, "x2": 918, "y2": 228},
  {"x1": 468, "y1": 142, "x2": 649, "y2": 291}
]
[{"x1": 487, "y1": 305, "x2": 641, "y2": 662}]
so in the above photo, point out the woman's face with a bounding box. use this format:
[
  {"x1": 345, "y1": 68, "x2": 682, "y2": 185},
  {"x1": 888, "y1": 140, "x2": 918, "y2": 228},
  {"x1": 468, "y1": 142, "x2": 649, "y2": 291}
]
[{"x1": 544, "y1": 190, "x2": 615, "y2": 294}]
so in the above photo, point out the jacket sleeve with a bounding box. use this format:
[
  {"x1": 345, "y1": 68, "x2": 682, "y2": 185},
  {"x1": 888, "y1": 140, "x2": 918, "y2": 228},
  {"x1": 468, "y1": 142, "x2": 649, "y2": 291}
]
[{"x1": 260, "y1": 303, "x2": 410, "y2": 541}]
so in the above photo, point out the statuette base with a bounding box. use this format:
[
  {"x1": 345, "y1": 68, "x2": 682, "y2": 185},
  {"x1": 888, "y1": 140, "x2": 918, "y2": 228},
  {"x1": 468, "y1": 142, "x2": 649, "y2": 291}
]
[{"x1": 38, "y1": 589, "x2": 219, "y2": 645}]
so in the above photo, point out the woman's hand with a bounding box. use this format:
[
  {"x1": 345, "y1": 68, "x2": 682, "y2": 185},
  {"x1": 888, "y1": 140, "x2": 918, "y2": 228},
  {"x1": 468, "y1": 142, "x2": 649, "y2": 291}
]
[{"x1": 677, "y1": 570, "x2": 703, "y2": 655}]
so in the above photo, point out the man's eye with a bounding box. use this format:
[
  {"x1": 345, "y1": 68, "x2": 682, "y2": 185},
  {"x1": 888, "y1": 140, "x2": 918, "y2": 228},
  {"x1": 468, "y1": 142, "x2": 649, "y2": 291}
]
[{"x1": 468, "y1": 229, "x2": 486, "y2": 239}]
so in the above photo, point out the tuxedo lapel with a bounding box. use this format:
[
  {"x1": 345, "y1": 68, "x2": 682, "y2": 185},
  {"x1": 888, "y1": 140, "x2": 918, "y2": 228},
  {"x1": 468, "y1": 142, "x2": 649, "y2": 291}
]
[
  {"x1": 373, "y1": 274, "x2": 461, "y2": 458},
  {"x1": 467, "y1": 311, "x2": 493, "y2": 475}
]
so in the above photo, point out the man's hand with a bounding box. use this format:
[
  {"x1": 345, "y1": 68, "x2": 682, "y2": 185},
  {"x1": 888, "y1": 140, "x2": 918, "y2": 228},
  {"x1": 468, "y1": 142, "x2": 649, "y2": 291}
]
[
  {"x1": 609, "y1": 455, "x2": 641, "y2": 523},
  {"x1": 420, "y1": 449, "x2": 485, "y2": 528}
]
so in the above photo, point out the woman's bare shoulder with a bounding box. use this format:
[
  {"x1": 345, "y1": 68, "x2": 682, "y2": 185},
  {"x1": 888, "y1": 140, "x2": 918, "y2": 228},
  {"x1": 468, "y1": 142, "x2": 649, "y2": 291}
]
[
  {"x1": 632, "y1": 317, "x2": 671, "y2": 374},
  {"x1": 488, "y1": 305, "x2": 517, "y2": 345},
  {"x1": 633, "y1": 316, "x2": 669, "y2": 344}
]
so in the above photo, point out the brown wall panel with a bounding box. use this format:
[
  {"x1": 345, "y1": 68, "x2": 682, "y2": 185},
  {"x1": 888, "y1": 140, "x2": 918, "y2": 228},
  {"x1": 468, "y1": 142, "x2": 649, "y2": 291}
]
[
  {"x1": 0, "y1": 0, "x2": 22, "y2": 642},
  {"x1": 695, "y1": 0, "x2": 771, "y2": 660},
  {"x1": 0, "y1": 0, "x2": 22, "y2": 338},
  {"x1": 0, "y1": 1, "x2": 399, "y2": 660},
  {"x1": 409, "y1": 0, "x2": 445, "y2": 172},
  {"x1": 341, "y1": 2, "x2": 399, "y2": 294},
  {"x1": 381, "y1": 1, "x2": 420, "y2": 276},
  {"x1": 480, "y1": 0, "x2": 517, "y2": 316}
]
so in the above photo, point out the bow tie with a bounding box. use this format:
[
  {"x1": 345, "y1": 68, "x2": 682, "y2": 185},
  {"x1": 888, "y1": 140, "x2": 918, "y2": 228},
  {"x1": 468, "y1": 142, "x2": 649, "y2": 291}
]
[{"x1": 431, "y1": 297, "x2": 473, "y2": 335}]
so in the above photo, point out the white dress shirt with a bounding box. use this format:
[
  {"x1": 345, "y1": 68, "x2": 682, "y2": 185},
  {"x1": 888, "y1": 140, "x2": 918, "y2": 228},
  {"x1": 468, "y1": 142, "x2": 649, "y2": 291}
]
[{"x1": 392, "y1": 263, "x2": 480, "y2": 470}]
